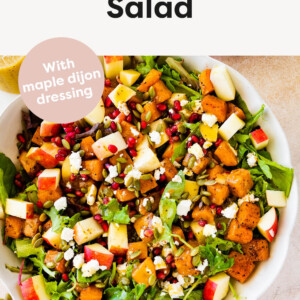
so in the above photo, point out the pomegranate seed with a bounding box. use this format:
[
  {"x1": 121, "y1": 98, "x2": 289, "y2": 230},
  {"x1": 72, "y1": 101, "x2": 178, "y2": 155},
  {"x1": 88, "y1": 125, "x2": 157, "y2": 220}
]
[
  {"x1": 108, "y1": 113, "x2": 114, "y2": 119},
  {"x1": 217, "y1": 223, "x2": 223, "y2": 230},
  {"x1": 62, "y1": 122, "x2": 73, "y2": 128},
  {"x1": 43, "y1": 137, "x2": 51, "y2": 142},
  {"x1": 75, "y1": 127, "x2": 81, "y2": 134},
  {"x1": 116, "y1": 257, "x2": 123, "y2": 264},
  {"x1": 102, "y1": 221, "x2": 109, "y2": 232},
  {"x1": 62, "y1": 273, "x2": 69, "y2": 282},
  {"x1": 64, "y1": 127, "x2": 74, "y2": 133},
  {"x1": 160, "y1": 174, "x2": 166, "y2": 182},
  {"x1": 129, "y1": 149, "x2": 137, "y2": 157},
  {"x1": 54, "y1": 136, "x2": 62, "y2": 147},
  {"x1": 94, "y1": 215, "x2": 103, "y2": 223},
  {"x1": 165, "y1": 254, "x2": 174, "y2": 264},
  {"x1": 191, "y1": 135, "x2": 199, "y2": 143},
  {"x1": 187, "y1": 141, "x2": 193, "y2": 148},
  {"x1": 165, "y1": 128, "x2": 172, "y2": 137},
  {"x1": 210, "y1": 204, "x2": 216, "y2": 209},
  {"x1": 171, "y1": 278, "x2": 178, "y2": 284},
  {"x1": 215, "y1": 138, "x2": 223, "y2": 147},
  {"x1": 156, "y1": 103, "x2": 167, "y2": 111},
  {"x1": 144, "y1": 229, "x2": 154, "y2": 237},
  {"x1": 16, "y1": 133, "x2": 25, "y2": 143},
  {"x1": 112, "y1": 109, "x2": 120, "y2": 119},
  {"x1": 153, "y1": 248, "x2": 162, "y2": 256},
  {"x1": 129, "y1": 210, "x2": 137, "y2": 218},
  {"x1": 203, "y1": 149, "x2": 208, "y2": 156},
  {"x1": 75, "y1": 190, "x2": 84, "y2": 197},
  {"x1": 171, "y1": 262, "x2": 176, "y2": 269},
  {"x1": 216, "y1": 207, "x2": 223, "y2": 215},
  {"x1": 103, "y1": 197, "x2": 110, "y2": 205},
  {"x1": 65, "y1": 135, "x2": 72, "y2": 145},
  {"x1": 58, "y1": 149, "x2": 68, "y2": 156},
  {"x1": 187, "y1": 231, "x2": 194, "y2": 240},
  {"x1": 199, "y1": 138, "x2": 205, "y2": 146},
  {"x1": 157, "y1": 271, "x2": 166, "y2": 280},
  {"x1": 15, "y1": 174, "x2": 22, "y2": 180},
  {"x1": 67, "y1": 131, "x2": 76, "y2": 139},
  {"x1": 64, "y1": 188, "x2": 73, "y2": 193},
  {"x1": 183, "y1": 214, "x2": 192, "y2": 221},
  {"x1": 36, "y1": 201, "x2": 43, "y2": 209},
  {"x1": 189, "y1": 113, "x2": 199, "y2": 123},
  {"x1": 171, "y1": 125, "x2": 178, "y2": 134},
  {"x1": 119, "y1": 173, "x2": 125, "y2": 178},
  {"x1": 14, "y1": 179, "x2": 22, "y2": 188},
  {"x1": 80, "y1": 174, "x2": 88, "y2": 180},
  {"x1": 69, "y1": 173, "x2": 76, "y2": 181},
  {"x1": 198, "y1": 220, "x2": 207, "y2": 227},
  {"x1": 141, "y1": 121, "x2": 147, "y2": 129},
  {"x1": 126, "y1": 114, "x2": 132, "y2": 122},
  {"x1": 108, "y1": 144, "x2": 118, "y2": 153},
  {"x1": 129, "y1": 102, "x2": 136, "y2": 110},
  {"x1": 105, "y1": 97, "x2": 112, "y2": 108},
  {"x1": 127, "y1": 201, "x2": 135, "y2": 208},
  {"x1": 105, "y1": 78, "x2": 112, "y2": 87},
  {"x1": 55, "y1": 154, "x2": 66, "y2": 162},
  {"x1": 110, "y1": 121, "x2": 117, "y2": 131},
  {"x1": 127, "y1": 137, "x2": 136, "y2": 147},
  {"x1": 174, "y1": 100, "x2": 182, "y2": 111},
  {"x1": 112, "y1": 182, "x2": 119, "y2": 190},
  {"x1": 171, "y1": 113, "x2": 181, "y2": 121},
  {"x1": 170, "y1": 136, "x2": 179, "y2": 143},
  {"x1": 84, "y1": 127, "x2": 91, "y2": 132}
]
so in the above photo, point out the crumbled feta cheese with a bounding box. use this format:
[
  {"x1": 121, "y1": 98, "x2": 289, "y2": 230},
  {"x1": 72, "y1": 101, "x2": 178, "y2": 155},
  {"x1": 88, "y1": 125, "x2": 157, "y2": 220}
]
[
  {"x1": 162, "y1": 246, "x2": 173, "y2": 258},
  {"x1": 169, "y1": 109, "x2": 175, "y2": 114},
  {"x1": 54, "y1": 197, "x2": 67, "y2": 211},
  {"x1": 222, "y1": 203, "x2": 239, "y2": 219},
  {"x1": 174, "y1": 241, "x2": 179, "y2": 246},
  {"x1": 118, "y1": 102, "x2": 130, "y2": 116},
  {"x1": 142, "y1": 198, "x2": 149, "y2": 207},
  {"x1": 177, "y1": 200, "x2": 192, "y2": 216},
  {"x1": 180, "y1": 99, "x2": 189, "y2": 107},
  {"x1": 104, "y1": 116, "x2": 111, "y2": 125},
  {"x1": 203, "y1": 141, "x2": 213, "y2": 149},
  {"x1": 130, "y1": 217, "x2": 136, "y2": 223},
  {"x1": 87, "y1": 194, "x2": 95, "y2": 206},
  {"x1": 73, "y1": 254, "x2": 85, "y2": 269},
  {"x1": 183, "y1": 167, "x2": 193, "y2": 176},
  {"x1": 81, "y1": 259, "x2": 100, "y2": 277},
  {"x1": 192, "y1": 100, "x2": 203, "y2": 113},
  {"x1": 154, "y1": 256, "x2": 167, "y2": 270},
  {"x1": 108, "y1": 165, "x2": 118, "y2": 178},
  {"x1": 64, "y1": 248, "x2": 74, "y2": 261},
  {"x1": 188, "y1": 143, "x2": 204, "y2": 160},
  {"x1": 152, "y1": 216, "x2": 163, "y2": 233},
  {"x1": 61, "y1": 227, "x2": 74, "y2": 242},
  {"x1": 172, "y1": 174, "x2": 182, "y2": 183},
  {"x1": 197, "y1": 259, "x2": 208, "y2": 273},
  {"x1": 164, "y1": 192, "x2": 170, "y2": 198},
  {"x1": 203, "y1": 224, "x2": 217, "y2": 238},
  {"x1": 149, "y1": 131, "x2": 162, "y2": 145},
  {"x1": 167, "y1": 283, "x2": 184, "y2": 299},
  {"x1": 124, "y1": 168, "x2": 142, "y2": 186},
  {"x1": 130, "y1": 127, "x2": 140, "y2": 136},
  {"x1": 202, "y1": 113, "x2": 218, "y2": 127},
  {"x1": 69, "y1": 151, "x2": 82, "y2": 174},
  {"x1": 69, "y1": 241, "x2": 75, "y2": 247},
  {"x1": 66, "y1": 182, "x2": 72, "y2": 189},
  {"x1": 174, "y1": 274, "x2": 195, "y2": 288},
  {"x1": 140, "y1": 229, "x2": 145, "y2": 238},
  {"x1": 120, "y1": 277, "x2": 130, "y2": 285},
  {"x1": 149, "y1": 197, "x2": 155, "y2": 203},
  {"x1": 105, "y1": 175, "x2": 113, "y2": 184},
  {"x1": 173, "y1": 161, "x2": 181, "y2": 168},
  {"x1": 154, "y1": 167, "x2": 165, "y2": 180},
  {"x1": 247, "y1": 152, "x2": 258, "y2": 167},
  {"x1": 238, "y1": 193, "x2": 259, "y2": 206},
  {"x1": 117, "y1": 263, "x2": 128, "y2": 276}
]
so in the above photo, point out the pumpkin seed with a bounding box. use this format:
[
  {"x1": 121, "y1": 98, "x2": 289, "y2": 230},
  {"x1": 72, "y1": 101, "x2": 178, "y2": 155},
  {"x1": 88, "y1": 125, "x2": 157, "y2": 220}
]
[
  {"x1": 81, "y1": 187, "x2": 88, "y2": 194},
  {"x1": 117, "y1": 122, "x2": 122, "y2": 133},
  {"x1": 181, "y1": 192, "x2": 189, "y2": 199},
  {"x1": 102, "y1": 169, "x2": 108, "y2": 178},
  {"x1": 104, "y1": 187, "x2": 113, "y2": 197},
  {"x1": 39, "y1": 213, "x2": 47, "y2": 222},
  {"x1": 197, "y1": 179, "x2": 206, "y2": 186},
  {"x1": 62, "y1": 139, "x2": 70, "y2": 150},
  {"x1": 134, "y1": 179, "x2": 141, "y2": 191},
  {"x1": 55, "y1": 252, "x2": 64, "y2": 262},
  {"x1": 78, "y1": 282, "x2": 89, "y2": 288},
  {"x1": 73, "y1": 143, "x2": 81, "y2": 152},
  {"x1": 65, "y1": 260, "x2": 70, "y2": 268},
  {"x1": 202, "y1": 190, "x2": 211, "y2": 197},
  {"x1": 114, "y1": 177, "x2": 124, "y2": 184},
  {"x1": 61, "y1": 240, "x2": 67, "y2": 248},
  {"x1": 154, "y1": 228, "x2": 160, "y2": 240},
  {"x1": 149, "y1": 86, "x2": 156, "y2": 99},
  {"x1": 117, "y1": 162, "x2": 122, "y2": 174},
  {"x1": 79, "y1": 150, "x2": 85, "y2": 157},
  {"x1": 80, "y1": 197, "x2": 86, "y2": 204},
  {"x1": 133, "y1": 110, "x2": 141, "y2": 119},
  {"x1": 188, "y1": 155, "x2": 196, "y2": 169},
  {"x1": 96, "y1": 129, "x2": 102, "y2": 140},
  {"x1": 142, "y1": 126, "x2": 151, "y2": 134},
  {"x1": 67, "y1": 193, "x2": 76, "y2": 198},
  {"x1": 143, "y1": 92, "x2": 150, "y2": 100},
  {"x1": 148, "y1": 274, "x2": 156, "y2": 286},
  {"x1": 135, "y1": 190, "x2": 139, "y2": 198},
  {"x1": 33, "y1": 238, "x2": 44, "y2": 248},
  {"x1": 104, "y1": 118, "x2": 111, "y2": 128},
  {"x1": 190, "y1": 247, "x2": 199, "y2": 257},
  {"x1": 142, "y1": 100, "x2": 150, "y2": 106},
  {"x1": 197, "y1": 174, "x2": 209, "y2": 180},
  {"x1": 156, "y1": 124, "x2": 163, "y2": 132},
  {"x1": 46, "y1": 261, "x2": 56, "y2": 269},
  {"x1": 137, "y1": 121, "x2": 141, "y2": 131},
  {"x1": 124, "y1": 164, "x2": 133, "y2": 174},
  {"x1": 43, "y1": 200, "x2": 54, "y2": 209},
  {"x1": 38, "y1": 225, "x2": 43, "y2": 233},
  {"x1": 183, "y1": 221, "x2": 190, "y2": 228},
  {"x1": 81, "y1": 211, "x2": 90, "y2": 217},
  {"x1": 130, "y1": 250, "x2": 142, "y2": 260},
  {"x1": 125, "y1": 176, "x2": 134, "y2": 187},
  {"x1": 192, "y1": 254, "x2": 201, "y2": 267},
  {"x1": 135, "y1": 199, "x2": 139, "y2": 206},
  {"x1": 209, "y1": 161, "x2": 216, "y2": 168},
  {"x1": 127, "y1": 186, "x2": 135, "y2": 192},
  {"x1": 80, "y1": 169, "x2": 91, "y2": 175},
  {"x1": 145, "y1": 111, "x2": 152, "y2": 122},
  {"x1": 175, "y1": 247, "x2": 184, "y2": 257},
  {"x1": 136, "y1": 103, "x2": 144, "y2": 113},
  {"x1": 201, "y1": 196, "x2": 210, "y2": 205},
  {"x1": 95, "y1": 282, "x2": 106, "y2": 288},
  {"x1": 164, "y1": 117, "x2": 174, "y2": 124},
  {"x1": 32, "y1": 233, "x2": 41, "y2": 245},
  {"x1": 205, "y1": 180, "x2": 216, "y2": 186},
  {"x1": 140, "y1": 174, "x2": 152, "y2": 180},
  {"x1": 62, "y1": 244, "x2": 70, "y2": 251},
  {"x1": 147, "y1": 135, "x2": 154, "y2": 147},
  {"x1": 192, "y1": 195, "x2": 201, "y2": 202},
  {"x1": 117, "y1": 157, "x2": 128, "y2": 164}
]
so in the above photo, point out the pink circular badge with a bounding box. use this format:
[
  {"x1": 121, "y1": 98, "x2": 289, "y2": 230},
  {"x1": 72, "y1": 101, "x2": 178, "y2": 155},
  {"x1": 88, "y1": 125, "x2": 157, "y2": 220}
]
[{"x1": 19, "y1": 37, "x2": 104, "y2": 123}]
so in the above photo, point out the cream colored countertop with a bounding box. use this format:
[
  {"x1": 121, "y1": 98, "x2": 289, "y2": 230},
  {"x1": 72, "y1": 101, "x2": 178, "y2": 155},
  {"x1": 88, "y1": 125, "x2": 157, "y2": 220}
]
[{"x1": 0, "y1": 57, "x2": 299, "y2": 299}]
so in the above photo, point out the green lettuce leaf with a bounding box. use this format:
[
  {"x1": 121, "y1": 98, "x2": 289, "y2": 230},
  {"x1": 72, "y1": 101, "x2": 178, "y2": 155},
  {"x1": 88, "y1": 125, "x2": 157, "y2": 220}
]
[
  {"x1": 15, "y1": 238, "x2": 45, "y2": 258},
  {"x1": 206, "y1": 236, "x2": 242, "y2": 253},
  {"x1": 241, "y1": 105, "x2": 265, "y2": 135},
  {"x1": 45, "y1": 279, "x2": 75, "y2": 300},
  {"x1": 99, "y1": 198, "x2": 130, "y2": 224},
  {"x1": 136, "y1": 56, "x2": 157, "y2": 75},
  {"x1": 104, "y1": 283, "x2": 147, "y2": 300},
  {"x1": 76, "y1": 268, "x2": 111, "y2": 283},
  {"x1": 161, "y1": 170, "x2": 185, "y2": 201}
]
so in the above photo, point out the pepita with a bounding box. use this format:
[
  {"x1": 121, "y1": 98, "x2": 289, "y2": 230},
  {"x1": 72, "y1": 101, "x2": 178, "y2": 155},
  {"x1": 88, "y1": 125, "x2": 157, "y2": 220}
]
[
  {"x1": 117, "y1": 122, "x2": 122, "y2": 133},
  {"x1": 67, "y1": 193, "x2": 76, "y2": 198},
  {"x1": 140, "y1": 174, "x2": 152, "y2": 180},
  {"x1": 149, "y1": 86, "x2": 156, "y2": 99},
  {"x1": 145, "y1": 111, "x2": 152, "y2": 122},
  {"x1": 73, "y1": 143, "x2": 81, "y2": 152},
  {"x1": 46, "y1": 261, "x2": 56, "y2": 269},
  {"x1": 148, "y1": 274, "x2": 156, "y2": 286},
  {"x1": 117, "y1": 162, "x2": 122, "y2": 174},
  {"x1": 130, "y1": 250, "x2": 142, "y2": 260},
  {"x1": 190, "y1": 247, "x2": 199, "y2": 257},
  {"x1": 117, "y1": 157, "x2": 128, "y2": 164},
  {"x1": 32, "y1": 233, "x2": 41, "y2": 245},
  {"x1": 79, "y1": 150, "x2": 85, "y2": 157},
  {"x1": 175, "y1": 247, "x2": 184, "y2": 257},
  {"x1": 39, "y1": 213, "x2": 47, "y2": 222},
  {"x1": 102, "y1": 169, "x2": 108, "y2": 178},
  {"x1": 192, "y1": 254, "x2": 201, "y2": 267},
  {"x1": 201, "y1": 190, "x2": 211, "y2": 197},
  {"x1": 33, "y1": 238, "x2": 44, "y2": 248},
  {"x1": 81, "y1": 211, "x2": 90, "y2": 217},
  {"x1": 62, "y1": 139, "x2": 70, "y2": 150},
  {"x1": 133, "y1": 110, "x2": 141, "y2": 119},
  {"x1": 43, "y1": 200, "x2": 54, "y2": 209},
  {"x1": 205, "y1": 180, "x2": 216, "y2": 186},
  {"x1": 80, "y1": 169, "x2": 91, "y2": 175},
  {"x1": 114, "y1": 177, "x2": 124, "y2": 184},
  {"x1": 124, "y1": 165, "x2": 133, "y2": 174},
  {"x1": 188, "y1": 155, "x2": 196, "y2": 169},
  {"x1": 136, "y1": 103, "x2": 144, "y2": 113},
  {"x1": 55, "y1": 252, "x2": 64, "y2": 262},
  {"x1": 96, "y1": 129, "x2": 102, "y2": 140}
]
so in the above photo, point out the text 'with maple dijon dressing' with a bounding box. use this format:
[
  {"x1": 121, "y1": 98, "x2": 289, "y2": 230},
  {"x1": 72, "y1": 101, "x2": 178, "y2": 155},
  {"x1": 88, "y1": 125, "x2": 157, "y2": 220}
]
[{"x1": 107, "y1": 0, "x2": 192, "y2": 18}]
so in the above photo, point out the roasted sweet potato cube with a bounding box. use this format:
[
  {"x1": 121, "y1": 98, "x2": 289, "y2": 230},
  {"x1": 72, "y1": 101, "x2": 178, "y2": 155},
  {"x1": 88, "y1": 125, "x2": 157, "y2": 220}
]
[
  {"x1": 141, "y1": 101, "x2": 162, "y2": 123},
  {"x1": 120, "y1": 121, "x2": 144, "y2": 145},
  {"x1": 81, "y1": 136, "x2": 95, "y2": 159},
  {"x1": 127, "y1": 241, "x2": 148, "y2": 261},
  {"x1": 5, "y1": 216, "x2": 24, "y2": 239},
  {"x1": 44, "y1": 250, "x2": 66, "y2": 273},
  {"x1": 19, "y1": 151, "x2": 41, "y2": 177},
  {"x1": 138, "y1": 192, "x2": 160, "y2": 215},
  {"x1": 225, "y1": 219, "x2": 253, "y2": 244},
  {"x1": 116, "y1": 189, "x2": 136, "y2": 202},
  {"x1": 80, "y1": 285, "x2": 103, "y2": 300},
  {"x1": 237, "y1": 202, "x2": 260, "y2": 229},
  {"x1": 199, "y1": 69, "x2": 214, "y2": 96},
  {"x1": 172, "y1": 226, "x2": 185, "y2": 245},
  {"x1": 32, "y1": 127, "x2": 43, "y2": 146},
  {"x1": 134, "y1": 213, "x2": 154, "y2": 243},
  {"x1": 202, "y1": 95, "x2": 227, "y2": 122},
  {"x1": 43, "y1": 220, "x2": 52, "y2": 232},
  {"x1": 109, "y1": 150, "x2": 133, "y2": 172},
  {"x1": 227, "y1": 251, "x2": 256, "y2": 283},
  {"x1": 23, "y1": 214, "x2": 41, "y2": 238},
  {"x1": 227, "y1": 169, "x2": 254, "y2": 198},
  {"x1": 192, "y1": 205, "x2": 215, "y2": 224},
  {"x1": 242, "y1": 239, "x2": 269, "y2": 262},
  {"x1": 227, "y1": 103, "x2": 246, "y2": 120},
  {"x1": 153, "y1": 80, "x2": 172, "y2": 103},
  {"x1": 160, "y1": 158, "x2": 178, "y2": 182},
  {"x1": 182, "y1": 154, "x2": 210, "y2": 175},
  {"x1": 132, "y1": 257, "x2": 156, "y2": 287},
  {"x1": 82, "y1": 159, "x2": 106, "y2": 182},
  {"x1": 207, "y1": 183, "x2": 230, "y2": 206},
  {"x1": 38, "y1": 186, "x2": 63, "y2": 204},
  {"x1": 137, "y1": 69, "x2": 162, "y2": 93},
  {"x1": 207, "y1": 165, "x2": 226, "y2": 180},
  {"x1": 214, "y1": 141, "x2": 238, "y2": 167},
  {"x1": 140, "y1": 175, "x2": 158, "y2": 194},
  {"x1": 102, "y1": 86, "x2": 114, "y2": 102}
]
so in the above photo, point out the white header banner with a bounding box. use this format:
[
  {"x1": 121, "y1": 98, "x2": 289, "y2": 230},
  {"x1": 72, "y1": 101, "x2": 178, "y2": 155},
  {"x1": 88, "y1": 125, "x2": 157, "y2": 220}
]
[{"x1": 0, "y1": 0, "x2": 299, "y2": 55}]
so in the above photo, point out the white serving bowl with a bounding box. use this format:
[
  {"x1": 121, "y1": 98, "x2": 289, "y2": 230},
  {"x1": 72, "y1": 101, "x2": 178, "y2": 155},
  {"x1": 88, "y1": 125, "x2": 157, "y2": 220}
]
[{"x1": 0, "y1": 56, "x2": 297, "y2": 300}]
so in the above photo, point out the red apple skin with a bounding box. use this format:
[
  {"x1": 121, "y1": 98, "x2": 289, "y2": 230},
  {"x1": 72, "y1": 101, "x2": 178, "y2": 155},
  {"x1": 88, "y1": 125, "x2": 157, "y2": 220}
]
[
  {"x1": 38, "y1": 177, "x2": 57, "y2": 190},
  {"x1": 20, "y1": 277, "x2": 39, "y2": 300},
  {"x1": 104, "y1": 56, "x2": 123, "y2": 64},
  {"x1": 84, "y1": 246, "x2": 114, "y2": 270},
  {"x1": 265, "y1": 214, "x2": 278, "y2": 242},
  {"x1": 251, "y1": 129, "x2": 268, "y2": 144},
  {"x1": 109, "y1": 245, "x2": 128, "y2": 256},
  {"x1": 27, "y1": 148, "x2": 58, "y2": 168},
  {"x1": 40, "y1": 122, "x2": 61, "y2": 137},
  {"x1": 26, "y1": 203, "x2": 34, "y2": 219},
  {"x1": 203, "y1": 279, "x2": 218, "y2": 300}
]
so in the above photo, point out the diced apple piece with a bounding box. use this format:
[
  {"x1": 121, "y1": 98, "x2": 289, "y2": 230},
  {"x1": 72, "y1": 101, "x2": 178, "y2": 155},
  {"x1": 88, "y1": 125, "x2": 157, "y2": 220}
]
[
  {"x1": 27, "y1": 147, "x2": 58, "y2": 169},
  {"x1": 210, "y1": 65, "x2": 236, "y2": 101},
  {"x1": 134, "y1": 148, "x2": 161, "y2": 173},
  {"x1": 257, "y1": 207, "x2": 278, "y2": 242},
  {"x1": 84, "y1": 98, "x2": 105, "y2": 126},
  {"x1": 40, "y1": 121, "x2": 61, "y2": 137},
  {"x1": 108, "y1": 222, "x2": 128, "y2": 255},
  {"x1": 190, "y1": 221, "x2": 206, "y2": 244},
  {"x1": 0, "y1": 203, "x2": 4, "y2": 219},
  {"x1": 37, "y1": 169, "x2": 60, "y2": 191},
  {"x1": 203, "y1": 272, "x2": 230, "y2": 300},
  {"x1": 85, "y1": 184, "x2": 98, "y2": 206},
  {"x1": 136, "y1": 135, "x2": 150, "y2": 151},
  {"x1": 62, "y1": 155, "x2": 71, "y2": 184},
  {"x1": 149, "y1": 119, "x2": 169, "y2": 148},
  {"x1": 266, "y1": 190, "x2": 286, "y2": 207},
  {"x1": 84, "y1": 243, "x2": 114, "y2": 270},
  {"x1": 250, "y1": 128, "x2": 269, "y2": 150},
  {"x1": 219, "y1": 114, "x2": 245, "y2": 141},
  {"x1": 73, "y1": 217, "x2": 103, "y2": 245},
  {"x1": 120, "y1": 69, "x2": 141, "y2": 86},
  {"x1": 41, "y1": 142, "x2": 62, "y2": 159},
  {"x1": 184, "y1": 180, "x2": 199, "y2": 198},
  {"x1": 104, "y1": 56, "x2": 123, "y2": 79},
  {"x1": 20, "y1": 275, "x2": 50, "y2": 300},
  {"x1": 43, "y1": 227, "x2": 62, "y2": 249},
  {"x1": 108, "y1": 84, "x2": 136, "y2": 109},
  {"x1": 5, "y1": 198, "x2": 34, "y2": 219},
  {"x1": 92, "y1": 131, "x2": 128, "y2": 160},
  {"x1": 200, "y1": 123, "x2": 219, "y2": 142}
]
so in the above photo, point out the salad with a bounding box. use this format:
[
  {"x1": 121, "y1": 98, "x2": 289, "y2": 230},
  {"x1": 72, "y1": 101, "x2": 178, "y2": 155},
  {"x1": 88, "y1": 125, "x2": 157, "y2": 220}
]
[{"x1": 0, "y1": 56, "x2": 294, "y2": 300}]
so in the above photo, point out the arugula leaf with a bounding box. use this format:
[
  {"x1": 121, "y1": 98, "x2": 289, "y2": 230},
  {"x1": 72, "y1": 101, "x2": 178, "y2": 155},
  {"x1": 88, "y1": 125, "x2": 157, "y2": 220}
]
[
  {"x1": 45, "y1": 279, "x2": 75, "y2": 300},
  {"x1": 184, "y1": 289, "x2": 203, "y2": 300},
  {"x1": 0, "y1": 169, "x2": 8, "y2": 206},
  {"x1": 100, "y1": 198, "x2": 130, "y2": 224},
  {"x1": 206, "y1": 237, "x2": 243, "y2": 254},
  {"x1": 30, "y1": 253, "x2": 57, "y2": 278},
  {"x1": 257, "y1": 160, "x2": 272, "y2": 179},
  {"x1": 233, "y1": 93, "x2": 252, "y2": 119},
  {"x1": 76, "y1": 268, "x2": 111, "y2": 283},
  {"x1": 159, "y1": 198, "x2": 177, "y2": 229},
  {"x1": 104, "y1": 283, "x2": 147, "y2": 300},
  {"x1": 0, "y1": 153, "x2": 17, "y2": 200},
  {"x1": 15, "y1": 238, "x2": 45, "y2": 258},
  {"x1": 241, "y1": 105, "x2": 265, "y2": 134},
  {"x1": 136, "y1": 56, "x2": 157, "y2": 75},
  {"x1": 161, "y1": 170, "x2": 185, "y2": 201}
]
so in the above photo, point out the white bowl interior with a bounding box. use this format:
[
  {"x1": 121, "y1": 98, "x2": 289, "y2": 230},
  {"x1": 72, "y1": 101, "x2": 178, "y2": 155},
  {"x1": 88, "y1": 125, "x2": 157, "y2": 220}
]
[{"x1": 0, "y1": 56, "x2": 297, "y2": 300}]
